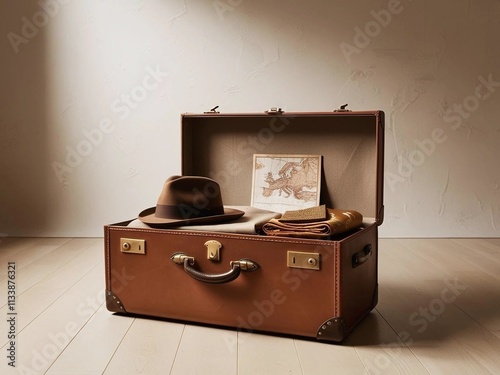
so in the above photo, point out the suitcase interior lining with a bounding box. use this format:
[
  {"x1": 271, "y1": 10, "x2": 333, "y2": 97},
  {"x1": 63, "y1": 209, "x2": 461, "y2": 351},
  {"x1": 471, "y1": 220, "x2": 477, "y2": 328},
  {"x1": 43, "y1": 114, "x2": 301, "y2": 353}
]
[{"x1": 182, "y1": 114, "x2": 380, "y2": 222}]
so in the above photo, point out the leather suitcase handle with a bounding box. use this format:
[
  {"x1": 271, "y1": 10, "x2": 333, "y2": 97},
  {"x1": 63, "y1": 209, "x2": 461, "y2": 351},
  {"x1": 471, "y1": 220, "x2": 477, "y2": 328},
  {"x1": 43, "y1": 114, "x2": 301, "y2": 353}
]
[
  {"x1": 170, "y1": 252, "x2": 260, "y2": 284},
  {"x1": 352, "y1": 244, "x2": 372, "y2": 268}
]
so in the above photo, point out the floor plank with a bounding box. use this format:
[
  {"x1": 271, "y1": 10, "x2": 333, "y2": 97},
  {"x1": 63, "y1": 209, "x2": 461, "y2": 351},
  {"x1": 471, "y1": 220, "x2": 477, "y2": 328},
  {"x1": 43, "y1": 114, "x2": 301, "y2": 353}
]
[
  {"x1": 1, "y1": 263, "x2": 105, "y2": 374},
  {"x1": 0, "y1": 238, "x2": 71, "y2": 280},
  {"x1": 397, "y1": 239, "x2": 500, "y2": 338},
  {"x1": 170, "y1": 325, "x2": 238, "y2": 375},
  {"x1": 0, "y1": 238, "x2": 99, "y2": 308},
  {"x1": 376, "y1": 239, "x2": 500, "y2": 375},
  {"x1": 451, "y1": 238, "x2": 500, "y2": 269},
  {"x1": 46, "y1": 304, "x2": 133, "y2": 375},
  {"x1": 103, "y1": 318, "x2": 185, "y2": 375},
  {"x1": 295, "y1": 338, "x2": 368, "y2": 375},
  {"x1": 0, "y1": 237, "x2": 48, "y2": 262},
  {"x1": 237, "y1": 332, "x2": 303, "y2": 375},
  {"x1": 0, "y1": 240, "x2": 104, "y2": 342},
  {"x1": 346, "y1": 310, "x2": 430, "y2": 375}
]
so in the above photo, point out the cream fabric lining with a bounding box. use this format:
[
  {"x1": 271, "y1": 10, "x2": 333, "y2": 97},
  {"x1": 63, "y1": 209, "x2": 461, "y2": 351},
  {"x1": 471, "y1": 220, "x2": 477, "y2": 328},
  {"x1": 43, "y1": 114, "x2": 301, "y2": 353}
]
[{"x1": 128, "y1": 206, "x2": 281, "y2": 234}]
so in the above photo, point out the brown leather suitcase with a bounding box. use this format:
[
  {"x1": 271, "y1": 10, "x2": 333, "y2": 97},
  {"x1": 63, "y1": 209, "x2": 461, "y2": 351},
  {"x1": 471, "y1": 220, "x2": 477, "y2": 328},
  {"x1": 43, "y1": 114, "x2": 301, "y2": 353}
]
[{"x1": 104, "y1": 109, "x2": 384, "y2": 342}]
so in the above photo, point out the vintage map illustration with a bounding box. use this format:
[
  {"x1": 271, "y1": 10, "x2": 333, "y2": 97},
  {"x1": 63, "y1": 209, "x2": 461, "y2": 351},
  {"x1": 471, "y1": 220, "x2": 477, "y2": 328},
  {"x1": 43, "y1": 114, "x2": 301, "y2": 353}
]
[{"x1": 251, "y1": 154, "x2": 322, "y2": 213}]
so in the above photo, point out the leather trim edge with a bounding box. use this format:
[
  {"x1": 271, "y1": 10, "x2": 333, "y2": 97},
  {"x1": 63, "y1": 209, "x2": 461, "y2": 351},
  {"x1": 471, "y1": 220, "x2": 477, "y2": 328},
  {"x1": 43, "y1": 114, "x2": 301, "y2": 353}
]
[
  {"x1": 371, "y1": 284, "x2": 379, "y2": 310},
  {"x1": 104, "y1": 225, "x2": 111, "y2": 291}
]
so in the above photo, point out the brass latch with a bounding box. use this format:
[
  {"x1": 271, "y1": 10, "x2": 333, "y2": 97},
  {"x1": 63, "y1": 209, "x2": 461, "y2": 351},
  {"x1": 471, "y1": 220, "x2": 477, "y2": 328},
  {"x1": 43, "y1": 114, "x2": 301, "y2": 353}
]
[
  {"x1": 205, "y1": 240, "x2": 222, "y2": 261},
  {"x1": 120, "y1": 238, "x2": 146, "y2": 254},
  {"x1": 171, "y1": 252, "x2": 195, "y2": 265},
  {"x1": 266, "y1": 107, "x2": 284, "y2": 115},
  {"x1": 230, "y1": 259, "x2": 258, "y2": 271},
  {"x1": 204, "y1": 105, "x2": 220, "y2": 114},
  {"x1": 287, "y1": 251, "x2": 320, "y2": 270},
  {"x1": 334, "y1": 104, "x2": 351, "y2": 112}
]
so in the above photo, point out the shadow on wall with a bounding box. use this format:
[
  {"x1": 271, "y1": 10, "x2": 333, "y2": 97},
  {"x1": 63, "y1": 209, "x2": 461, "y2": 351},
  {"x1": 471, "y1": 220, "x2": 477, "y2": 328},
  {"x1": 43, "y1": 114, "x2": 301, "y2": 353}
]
[{"x1": 0, "y1": 1, "x2": 49, "y2": 236}]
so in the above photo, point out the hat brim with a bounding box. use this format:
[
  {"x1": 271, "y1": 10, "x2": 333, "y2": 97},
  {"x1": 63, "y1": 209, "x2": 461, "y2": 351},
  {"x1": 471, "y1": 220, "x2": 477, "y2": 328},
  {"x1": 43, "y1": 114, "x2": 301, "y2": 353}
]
[{"x1": 138, "y1": 206, "x2": 245, "y2": 228}]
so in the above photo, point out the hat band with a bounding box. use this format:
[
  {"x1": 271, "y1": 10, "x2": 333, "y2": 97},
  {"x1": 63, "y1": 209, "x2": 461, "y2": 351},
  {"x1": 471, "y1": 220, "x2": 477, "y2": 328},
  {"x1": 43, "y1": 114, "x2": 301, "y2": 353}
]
[{"x1": 155, "y1": 204, "x2": 224, "y2": 220}]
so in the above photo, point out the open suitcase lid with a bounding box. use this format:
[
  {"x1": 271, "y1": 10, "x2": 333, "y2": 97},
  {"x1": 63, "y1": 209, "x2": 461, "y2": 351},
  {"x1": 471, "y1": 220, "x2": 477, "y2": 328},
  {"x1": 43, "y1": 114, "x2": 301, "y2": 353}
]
[{"x1": 181, "y1": 109, "x2": 384, "y2": 225}]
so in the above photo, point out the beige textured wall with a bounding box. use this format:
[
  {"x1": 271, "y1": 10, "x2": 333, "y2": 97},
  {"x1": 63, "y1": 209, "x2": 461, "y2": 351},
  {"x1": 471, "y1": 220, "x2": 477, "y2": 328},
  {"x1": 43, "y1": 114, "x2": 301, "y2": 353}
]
[{"x1": 1, "y1": 0, "x2": 499, "y2": 237}]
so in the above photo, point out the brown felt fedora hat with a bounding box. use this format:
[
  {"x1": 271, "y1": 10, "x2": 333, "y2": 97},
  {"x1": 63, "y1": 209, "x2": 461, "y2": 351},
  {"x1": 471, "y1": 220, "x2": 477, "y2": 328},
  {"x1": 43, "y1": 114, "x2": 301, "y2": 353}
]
[{"x1": 138, "y1": 176, "x2": 244, "y2": 227}]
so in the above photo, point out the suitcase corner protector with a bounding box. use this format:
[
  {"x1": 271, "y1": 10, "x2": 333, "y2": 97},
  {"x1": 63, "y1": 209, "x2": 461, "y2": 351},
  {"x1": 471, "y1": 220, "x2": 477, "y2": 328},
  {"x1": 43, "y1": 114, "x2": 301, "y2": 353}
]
[
  {"x1": 316, "y1": 317, "x2": 346, "y2": 342},
  {"x1": 106, "y1": 289, "x2": 127, "y2": 313}
]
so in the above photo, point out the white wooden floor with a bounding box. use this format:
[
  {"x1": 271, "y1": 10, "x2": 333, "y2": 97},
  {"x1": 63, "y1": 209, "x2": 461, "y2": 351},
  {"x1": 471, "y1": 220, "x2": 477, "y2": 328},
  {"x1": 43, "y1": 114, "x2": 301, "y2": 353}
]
[{"x1": 0, "y1": 237, "x2": 499, "y2": 374}]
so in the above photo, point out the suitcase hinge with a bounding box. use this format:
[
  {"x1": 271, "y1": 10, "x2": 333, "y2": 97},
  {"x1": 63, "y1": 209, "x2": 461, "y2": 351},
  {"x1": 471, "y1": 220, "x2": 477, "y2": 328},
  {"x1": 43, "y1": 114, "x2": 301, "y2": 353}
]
[
  {"x1": 265, "y1": 107, "x2": 284, "y2": 115},
  {"x1": 334, "y1": 104, "x2": 351, "y2": 112},
  {"x1": 204, "y1": 105, "x2": 220, "y2": 114}
]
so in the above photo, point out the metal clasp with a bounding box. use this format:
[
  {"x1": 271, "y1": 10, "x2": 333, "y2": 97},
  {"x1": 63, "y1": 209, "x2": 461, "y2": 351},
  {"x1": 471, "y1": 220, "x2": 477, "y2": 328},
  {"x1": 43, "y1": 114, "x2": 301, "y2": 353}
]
[
  {"x1": 287, "y1": 251, "x2": 320, "y2": 270},
  {"x1": 205, "y1": 240, "x2": 222, "y2": 261},
  {"x1": 204, "y1": 105, "x2": 220, "y2": 114},
  {"x1": 266, "y1": 107, "x2": 284, "y2": 114},
  {"x1": 334, "y1": 104, "x2": 351, "y2": 112},
  {"x1": 120, "y1": 238, "x2": 146, "y2": 254}
]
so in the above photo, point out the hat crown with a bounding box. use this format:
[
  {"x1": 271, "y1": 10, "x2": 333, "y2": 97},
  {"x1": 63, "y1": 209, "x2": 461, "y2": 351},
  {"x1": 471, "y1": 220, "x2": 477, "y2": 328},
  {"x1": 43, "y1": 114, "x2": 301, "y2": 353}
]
[{"x1": 155, "y1": 176, "x2": 224, "y2": 220}]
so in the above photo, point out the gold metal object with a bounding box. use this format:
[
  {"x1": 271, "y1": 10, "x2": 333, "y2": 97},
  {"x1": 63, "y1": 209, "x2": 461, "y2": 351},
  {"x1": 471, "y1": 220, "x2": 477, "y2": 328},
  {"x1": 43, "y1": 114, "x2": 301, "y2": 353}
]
[
  {"x1": 287, "y1": 251, "x2": 320, "y2": 270},
  {"x1": 266, "y1": 107, "x2": 284, "y2": 114},
  {"x1": 205, "y1": 240, "x2": 222, "y2": 261},
  {"x1": 230, "y1": 259, "x2": 258, "y2": 271},
  {"x1": 170, "y1": 252, "x2": 195, "y2": 265},
  {"x1": 120, "y1": 238, "x2": 146, "y2": 254}
]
